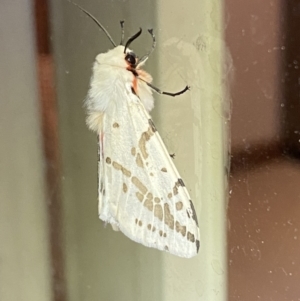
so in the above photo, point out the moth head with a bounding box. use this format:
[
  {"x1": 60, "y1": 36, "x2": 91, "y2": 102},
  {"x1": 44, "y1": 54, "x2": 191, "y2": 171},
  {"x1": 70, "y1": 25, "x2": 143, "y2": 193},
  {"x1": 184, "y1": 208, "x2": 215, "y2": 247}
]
[{"x1": 124, "y1": 51, "x2": 137, "y2": 68}]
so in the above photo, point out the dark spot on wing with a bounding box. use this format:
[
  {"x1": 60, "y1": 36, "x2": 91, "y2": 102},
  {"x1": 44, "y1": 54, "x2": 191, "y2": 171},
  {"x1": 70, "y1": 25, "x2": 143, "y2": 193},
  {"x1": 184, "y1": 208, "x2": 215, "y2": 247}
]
[
  {"x1": 187, "y1": 232, "x2": 195, "y2": 242},
  {"x1": 196, "y1": 240, "x2": 200, "y2": 252},
  {"x1": 139, "y1": 127, "x2": 154, "y2": 159},
  {"x1": 136, "y1": 153, "x2": 144, "y2": 168},
  {"x1": 148, "y1": 119, "x2": 157, "y2": 132},
  {"x1": 178, "y1": 178, "x2": 185, "y2": 187},
  {"x1": 132, "y1": 176, "x2": 147, "y2": 195},
  {"x1": 154, "y1": 197, "x2": 160, "y2": 203},
  {"x1": 189, "y1": 200, "x2": 199, "y2": 226},
  {"x1": 175, "y1": 221, "x2": 187, "y2": 236},
  {"x1": 173, "y1": 185, "x2": 178, "y2": 195},
  {"x1": 154, "y1": 204, "x2": 163, "y2": 221},
  {"x1": 131, "y1": 147, "x2": 136, "y2": 156},
  {"x1": 136, "y1": 192, "x2": 144, "y2": 202},
  {"x1": 176, "y1": 201, "x2": 183, "y2": 211}
]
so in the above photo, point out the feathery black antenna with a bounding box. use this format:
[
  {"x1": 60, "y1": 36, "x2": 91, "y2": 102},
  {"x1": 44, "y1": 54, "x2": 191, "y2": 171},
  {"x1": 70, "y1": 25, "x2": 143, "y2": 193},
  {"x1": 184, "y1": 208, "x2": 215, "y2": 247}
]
[{"x1": 124, "y1": 28, "x2": 142, "y2": 53}]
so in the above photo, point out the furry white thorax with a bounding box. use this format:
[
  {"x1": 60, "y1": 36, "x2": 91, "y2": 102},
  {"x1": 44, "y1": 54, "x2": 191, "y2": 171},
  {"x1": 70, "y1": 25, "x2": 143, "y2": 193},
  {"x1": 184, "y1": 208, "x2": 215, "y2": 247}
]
[{"x1": 86, "y1": 45, "x2": 154, "y2": 132}]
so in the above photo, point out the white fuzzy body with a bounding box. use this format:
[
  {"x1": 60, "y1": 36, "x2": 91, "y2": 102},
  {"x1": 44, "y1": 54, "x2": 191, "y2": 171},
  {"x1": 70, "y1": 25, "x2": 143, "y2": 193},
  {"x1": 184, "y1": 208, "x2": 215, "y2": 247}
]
[{"x1": 85, "y1": 45, "x2": 200, "y2": 258}]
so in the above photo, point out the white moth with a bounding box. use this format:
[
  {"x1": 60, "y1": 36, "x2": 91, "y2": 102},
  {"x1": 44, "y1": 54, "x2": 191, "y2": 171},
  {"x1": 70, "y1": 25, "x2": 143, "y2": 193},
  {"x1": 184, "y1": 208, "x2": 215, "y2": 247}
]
[{"x1": 73, "y1": 3, "x2": 200, "y2": 258}]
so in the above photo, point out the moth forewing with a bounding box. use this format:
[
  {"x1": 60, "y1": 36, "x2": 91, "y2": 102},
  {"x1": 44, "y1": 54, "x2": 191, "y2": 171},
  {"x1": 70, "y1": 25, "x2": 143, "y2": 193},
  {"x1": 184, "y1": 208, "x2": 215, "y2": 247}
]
[{"x1": 94, "y1": 75, "x2": 199, "y2": 257}]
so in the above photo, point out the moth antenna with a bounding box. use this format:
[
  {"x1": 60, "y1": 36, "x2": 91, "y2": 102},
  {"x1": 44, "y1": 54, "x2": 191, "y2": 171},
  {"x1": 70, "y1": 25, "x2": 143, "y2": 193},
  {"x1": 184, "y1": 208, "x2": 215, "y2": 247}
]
[
  {"x1": 120, "y1": 21, "x2": 125, "y2": 45},
  {"x1": 124, "y1": 28, "x2": 142, "y2": 53},
  {"x1": 68, "y1": 1, "x2": 116, "y2": 47},
  {"x1": 139, "y1": 78, "x2": 190, "y2": 97},
  {"x1": 137, "y1": 29, "x2": 156, "y2": 67}
]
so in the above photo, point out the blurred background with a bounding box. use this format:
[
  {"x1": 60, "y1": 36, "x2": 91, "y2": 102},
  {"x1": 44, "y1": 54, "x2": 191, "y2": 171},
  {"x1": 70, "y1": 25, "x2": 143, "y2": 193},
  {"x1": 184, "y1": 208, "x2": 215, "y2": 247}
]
[
  {"x1": 227, "y1": 0, "x2": 300, "y2": 300},
  {"x1": 1, "y1": 0, "x2": 300, "y2": 300}
]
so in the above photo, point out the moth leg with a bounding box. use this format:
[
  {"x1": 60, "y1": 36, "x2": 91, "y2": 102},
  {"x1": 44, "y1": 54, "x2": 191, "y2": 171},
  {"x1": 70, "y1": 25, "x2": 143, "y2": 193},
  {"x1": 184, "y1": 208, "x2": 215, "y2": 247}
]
[
  {"x1": 139, "y1": 78, "x2": 190, "y2": 97},
  {"x1": 120, "y1": 20, "x2": 125, "y2": 45},
  {"x1": 137, "y1": 29, "x2": 156, "y2": 67}
]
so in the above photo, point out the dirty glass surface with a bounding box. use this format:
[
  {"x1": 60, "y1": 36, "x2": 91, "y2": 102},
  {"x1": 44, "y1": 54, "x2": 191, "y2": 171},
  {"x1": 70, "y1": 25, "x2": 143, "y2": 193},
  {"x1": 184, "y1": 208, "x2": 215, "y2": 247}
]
[{"x1": 1, "y1": 0, "x2": 299, "y2": 301}]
